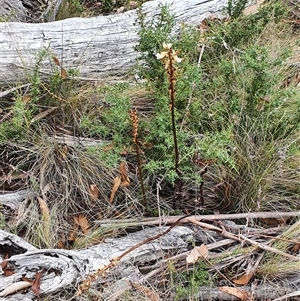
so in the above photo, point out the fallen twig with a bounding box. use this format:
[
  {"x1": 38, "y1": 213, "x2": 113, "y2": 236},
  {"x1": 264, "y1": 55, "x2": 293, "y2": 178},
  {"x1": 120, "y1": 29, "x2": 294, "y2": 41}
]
[
  {"x1": 186, "y1": 217, "x2": 299, "y2": 261},
  {"x1": 272, "y1": 290, "x2": 300, "y2": 301},
  {"x1": 96, "y1": 211, "x2": 300, "y2": 227}
]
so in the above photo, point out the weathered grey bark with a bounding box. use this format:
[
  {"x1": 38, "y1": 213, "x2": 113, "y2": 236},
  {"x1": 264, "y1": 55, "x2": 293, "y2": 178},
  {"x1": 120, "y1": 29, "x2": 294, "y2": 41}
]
[
  {"x1": 0, "y1": 0, "x2": 28, "y2": 22},
  {"x1": 0, "y1": 226, "x2": 194, "y2": 300},
  {"x1": 190, "y1": 283, "x2": 300, "y2": 301},
  {"x1": 0, "y1": 189, "x2": 34, "y2": 209},
  {"x1": 1, "y1": 216, "x2": 300, "y2": 300},
  {"x1": 42, "y1": 0, "x2": 64, "y2": 22},
  {"x1": 0, "y1": 0, "x2": 228, "y2": 85}
]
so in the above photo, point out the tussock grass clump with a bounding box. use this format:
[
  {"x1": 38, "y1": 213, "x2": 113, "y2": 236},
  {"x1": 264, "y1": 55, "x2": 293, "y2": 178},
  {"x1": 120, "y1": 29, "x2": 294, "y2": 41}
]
[
  {"x1": 182, "y1": 8, "x2": 300, "y2": 213},
  {"x1": 0, "y1": 140, "x2": 142, "y2": 248},
  {"x1": 259, "y1": 220, "x2": 300, "y2": 278},
  {"x1": 204, "y1": 137, "x2": 300, "y2": 212}
]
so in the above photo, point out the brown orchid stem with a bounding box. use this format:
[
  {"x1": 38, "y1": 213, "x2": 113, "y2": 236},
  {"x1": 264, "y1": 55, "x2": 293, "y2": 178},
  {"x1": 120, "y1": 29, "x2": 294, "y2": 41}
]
[
  {"x1": 167, "y1": 48, "x2": 183, "y2": 206},
  {"x1": 157, "y1": 44, "x2": 183, "y2": 204},
  {"x1": 130, "y1": 108, "x2": 147, "y2": 210},
  {"x1": 167, "y1": 50, "x2": 180, "y2": 177}
]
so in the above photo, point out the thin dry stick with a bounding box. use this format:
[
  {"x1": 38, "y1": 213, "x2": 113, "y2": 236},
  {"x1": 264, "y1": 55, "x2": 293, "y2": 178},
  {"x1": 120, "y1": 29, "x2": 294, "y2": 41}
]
[
  {"x1": 159, "y1": 211, "x2": 300, "y2": 224},
  {"x1": 96, "y1": 211, "x2": 300, "y2": 227},
  {"x1": 186, "y1": 217, "x2": 300, "y2": 261},
  {"x1": 272, "y1": 291, "x2": 300, "y2": 301},
  {"x1": 238, "y1": 234, "x2": 299, "y2": 261}
]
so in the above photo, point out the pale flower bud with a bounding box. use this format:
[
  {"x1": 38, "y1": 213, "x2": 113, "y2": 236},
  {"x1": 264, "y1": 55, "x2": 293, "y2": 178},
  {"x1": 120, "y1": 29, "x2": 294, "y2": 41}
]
[
  {"x1": 173, "y1": 55, "x2": 182, "y2": 63},
  {"x1": 163, "y1": 42, "x2": 172, "y2": 49},
  {"x1": 156, "y1": 51, "x2": 168, "y2": 60}
]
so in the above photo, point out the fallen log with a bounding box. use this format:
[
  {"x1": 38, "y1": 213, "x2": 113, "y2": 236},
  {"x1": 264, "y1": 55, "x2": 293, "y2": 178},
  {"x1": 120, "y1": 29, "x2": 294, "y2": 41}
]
[
  {"x1": 0, "y1": 0, "x2": 28, "y2": 22},
  {"x1": 1, "y1": 214, "x2": 300, "y2": 300},
  {"x1": 0, "y1": 226, "x2": 194, "y2": 300},
  {"x1": 0, "y1": 0, "x2": 227, "y2": 85},
  {"x1": 0, "y1": 189, "x2": 34, "y2": 209}
]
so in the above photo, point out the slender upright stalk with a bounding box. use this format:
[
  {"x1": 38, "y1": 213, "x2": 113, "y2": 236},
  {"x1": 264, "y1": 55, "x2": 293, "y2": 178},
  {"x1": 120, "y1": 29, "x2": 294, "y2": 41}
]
[
  {"x1": 157, "y1": 43, "x2": 182, "y2": 177},
  {"x1": 167, "y1": 50, "x2": 180, "y2": 176},
  {"x1": 130, "y1": 108, "x2": 147, "y2": 209},
  {"x1": 157, "y1": 44, "x2": 183, "y2": 206}
]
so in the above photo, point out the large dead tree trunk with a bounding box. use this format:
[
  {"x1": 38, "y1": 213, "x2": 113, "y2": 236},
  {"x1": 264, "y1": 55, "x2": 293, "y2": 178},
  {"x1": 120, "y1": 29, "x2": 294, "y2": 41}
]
[
  {"x1": 0, "y1": 0, "x2": 29, "y2": 22},
  {"x1": 1, "y1": 225, "x2": 300, "y2": 301},
  {"x1": 0, "y1": 0, "x2": 227, "y2": 85},
  {"x1": 0, "y1": 226, "x2": 194, "y2": 300}
]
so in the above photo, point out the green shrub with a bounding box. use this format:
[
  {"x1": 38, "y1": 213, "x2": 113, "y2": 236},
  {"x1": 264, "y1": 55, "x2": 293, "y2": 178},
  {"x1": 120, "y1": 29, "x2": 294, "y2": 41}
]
[
  {"x1": 133, "y1": 0, "x2": 299, "y2": 212},
  {"x1": 172, "y1": 261, "x2": 212, "y2": 300}
]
